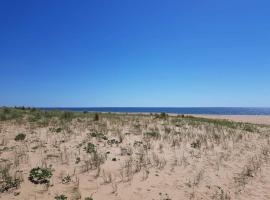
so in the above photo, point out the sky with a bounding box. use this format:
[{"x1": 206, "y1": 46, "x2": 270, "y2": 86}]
[{"x1": 0, "y1": 0, "x2": 270, "y2": 107}]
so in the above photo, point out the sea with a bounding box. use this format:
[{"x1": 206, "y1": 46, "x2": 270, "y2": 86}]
[{"x1": 40, "y1": 107, "x2": 270, "y2": 115}]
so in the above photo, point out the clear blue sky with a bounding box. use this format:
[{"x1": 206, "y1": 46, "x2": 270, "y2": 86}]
[{"x1": 1, "y1": 0, "x2": 270, "y2": 107}]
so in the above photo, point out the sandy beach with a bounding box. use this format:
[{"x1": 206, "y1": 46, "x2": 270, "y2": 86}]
[
  {"x1": 1, "y1": 109, "x2": 270, "y2": 200},
  {"x1": 194, "y1": 114, "x2": 270, "y2": 125}
]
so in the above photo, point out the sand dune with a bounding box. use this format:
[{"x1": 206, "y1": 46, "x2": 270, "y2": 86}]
[{"x1": 1, "y1": 109, "x2": 270, "y2": 200}]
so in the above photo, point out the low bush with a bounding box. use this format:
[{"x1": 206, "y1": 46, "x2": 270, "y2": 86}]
[
  {"x1": 28, "y1": 167, "x2": 52, "y2": 184},
  {"x1": 84, "y1": 143, "x2": 96, "y2": 154},
  {"x1": 61, "y1": 175, "x2": 71, "y2": 184},
  {"x1": 191, "y1": 139, "x2": 201, "y2": 149},
  {"x1": 14, "y1": 133, "x2": 26, "y2": 141},
  {"x1": 55, "y1": 194, "x2": 67, "y2": 200}
]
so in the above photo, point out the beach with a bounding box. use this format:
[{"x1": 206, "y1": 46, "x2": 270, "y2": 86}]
[
  {"x1": 195, "y1": 114, "x2": 270, "y2": 125},
  {"x1": 1, "y1": 108, "x2": 270, "y2": 200}
]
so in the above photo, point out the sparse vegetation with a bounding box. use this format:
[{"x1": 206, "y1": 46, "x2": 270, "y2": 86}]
[
  {"x1": 0, "y1": 166, "x2": 21, "y2": 193},
  {"x1": 0, "y1": 107, "x2": 270, "y2": 199}
]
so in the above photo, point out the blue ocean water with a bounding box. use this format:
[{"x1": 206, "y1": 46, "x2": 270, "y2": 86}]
[{"x1": 40, "y1": 107, "x2": 270, "y2": 115}]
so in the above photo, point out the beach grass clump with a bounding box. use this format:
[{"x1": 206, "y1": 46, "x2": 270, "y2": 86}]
[
  {"x1": 84, "y1": 142, "x2": 96, "y2": 154},
  {"x1": 61, "y1": 175, "x2": 71, "y2": 184},
  {"x1": 60, "y1": 111, "x2": 74, "y2": 121},
  {"x1": 90, "y1": 132, "x2": 107, "y2": 140},
  {"x1": 191, "y1": 139, "x2": 201, "y2": 149},
  {"x1": 144, "y1": 131, "x2": 160, "y2": 138},
  {"x1": 49, "y1": 127, "x2": 62, "y2": 133},
  {"x1": 0, "y1": 167, "x2": 21, "y2": 193},
  {"x1": 28, "y1": 167, "x2": 52, "y2": 184},
  {"x1": 14, "y1": 133, "x2": 26, "y2": 141},
  {"x1": 0, "y1": 107, "x2": 23, "y2": 121},
  {"x1": 55, "y1": 194, "x2": 67, "y2": 200},
  {"x1": 107, "y1": 139, "x2": 119, "y2": 145}
]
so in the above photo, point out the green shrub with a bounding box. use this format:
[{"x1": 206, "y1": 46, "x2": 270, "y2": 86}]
[
  {"x1": 28, "y1": 167, "x2": 52, "y2": 184},
  {"x1": 61, "y1": 175, "x2": 71, "y2": 184},
  {"x1": 84, "y1": 197, "x2": 93, "y2": 200},
  {"x1": 191, "y1": 139, "x2": 201, "y2": 149},
  {"x1": 75, "y1": 157, "x2": 81, "y2": 164},
  {"x1": 14, "y1": 133, "x2": 26, "y2": 141},
  {"x1": 107, "y1": 139, "x2": 119, "y2": 145},
  {"x1": 84, "y1": 143, "x2": 96, "y2": 154},
  {"x1": 90, "y1": 132, "x2": 107, "y2": 140},
  {"x1": 55, "y1": 194, "x2": 67, "y2": 200}
]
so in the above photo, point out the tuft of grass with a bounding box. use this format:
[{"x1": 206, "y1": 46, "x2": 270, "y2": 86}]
[
  {"x1": 144, "y1": 132, "x2": 160, "y2": 138},
  {"x1": 61, "y1": 175, "x2": 71, "y2": 184},
  {"x1": 0, "y1": 167, "x2": 21, "y2": 193},
  {"x1": 14, "y1": 133, "x2": 26, "y2": 141},
  {"x1": 191, "y1": 139, "x2": 201, "y2": 149},
  {"x1": 89, "y1": 132, "x2": 107, "y2": 140}
]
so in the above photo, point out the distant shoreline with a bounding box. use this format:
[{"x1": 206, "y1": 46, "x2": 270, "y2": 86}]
[{"x1": 38, "y1": 107, "x2": 270, "y2": 116}]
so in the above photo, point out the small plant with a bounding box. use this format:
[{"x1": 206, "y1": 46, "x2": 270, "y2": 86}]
[
  {"x1": 107, "y1": 139, "x2": 119, "y2": 145},
  {"x1": 14, "y1": 133, "x2": 26, "y2": 141},
  {"x1": 62, "y1": 175, "x2": 71, "y2": 184},
  {"x1": 159, "y1": 193, "x2": 172, "y2": 200},
  {"x1": 0, "y1": 167, "x2": 21, "y2": 193},
  {"x1": 28, "y1": 167, "x2": 52, "y2": 184},
  {"x1": 90, "y1": 132, "x2": 107, "y2": 140},
  {"x1": 112, "y1": 158, "x2": 117, "y2": 161},
  {"x1": 144, "y1": 132, "x2": 160, "y2": 138},
  {"x1": 75, "y1": 157, "x2": 81, "y2": 164},
  {"x1": 55, "y1": 194, "x2": 67, "y2": 200},
  {"x1": 191, "y1": 139, "x2": 201, "y2": 149},
  {"x1": 49, "y1": 127, "x2": 62, "y2": 133},
  {"x1": 84, "y1": 143, "x2": 96, "y2": 154},
  {"x1": 84, "y1": 197, "x2": 93, "y2": 200}
]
